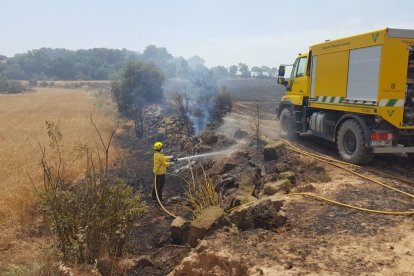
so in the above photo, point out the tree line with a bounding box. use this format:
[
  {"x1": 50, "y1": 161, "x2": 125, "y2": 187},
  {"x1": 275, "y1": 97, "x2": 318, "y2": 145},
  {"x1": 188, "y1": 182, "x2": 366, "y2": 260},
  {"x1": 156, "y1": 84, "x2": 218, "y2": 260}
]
[{"x1": 0, "y1": 46, "x2": 277, "y2": 81}]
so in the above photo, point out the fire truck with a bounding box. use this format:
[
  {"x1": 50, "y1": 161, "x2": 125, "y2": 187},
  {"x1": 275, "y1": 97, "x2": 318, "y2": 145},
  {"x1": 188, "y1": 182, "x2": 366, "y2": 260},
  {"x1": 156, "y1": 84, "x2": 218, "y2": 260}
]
[{"x1": 277, "y1": 28, "x2": 414, "y2": 164}]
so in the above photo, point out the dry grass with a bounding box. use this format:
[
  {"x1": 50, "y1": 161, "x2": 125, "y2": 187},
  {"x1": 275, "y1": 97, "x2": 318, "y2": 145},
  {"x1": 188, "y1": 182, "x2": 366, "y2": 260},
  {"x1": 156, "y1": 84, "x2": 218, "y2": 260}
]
[{"x1": 0, "y1": 87, "x2": 119, "y2": 271}]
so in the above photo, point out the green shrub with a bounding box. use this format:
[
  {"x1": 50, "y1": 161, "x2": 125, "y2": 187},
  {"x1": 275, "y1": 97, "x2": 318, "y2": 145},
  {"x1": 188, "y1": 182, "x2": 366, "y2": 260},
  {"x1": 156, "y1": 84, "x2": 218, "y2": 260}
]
[{"x1": 38, "y1": 121, "x2": 147, "y2": 264}]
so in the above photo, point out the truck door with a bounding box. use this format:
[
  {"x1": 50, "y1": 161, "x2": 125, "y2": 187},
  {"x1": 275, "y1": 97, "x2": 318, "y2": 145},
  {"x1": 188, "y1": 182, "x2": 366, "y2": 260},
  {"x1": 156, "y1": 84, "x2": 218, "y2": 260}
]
[{"x1": 287, "y1": 56, "x2": 309, "y2": 95}]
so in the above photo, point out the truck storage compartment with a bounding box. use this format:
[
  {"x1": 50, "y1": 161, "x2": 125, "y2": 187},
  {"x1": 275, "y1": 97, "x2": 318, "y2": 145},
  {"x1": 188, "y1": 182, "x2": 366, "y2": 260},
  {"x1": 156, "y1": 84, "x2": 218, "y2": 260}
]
[{"x1": 346, "y1": 45, "x2": 381, "y2": 102}]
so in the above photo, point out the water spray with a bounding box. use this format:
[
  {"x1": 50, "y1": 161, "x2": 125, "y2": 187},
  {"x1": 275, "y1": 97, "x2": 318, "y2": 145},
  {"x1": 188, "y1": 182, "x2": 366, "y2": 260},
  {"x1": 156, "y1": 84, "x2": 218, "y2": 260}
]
[{"x1": 176, "y1": 147, "x2": 237, "y2": 162}]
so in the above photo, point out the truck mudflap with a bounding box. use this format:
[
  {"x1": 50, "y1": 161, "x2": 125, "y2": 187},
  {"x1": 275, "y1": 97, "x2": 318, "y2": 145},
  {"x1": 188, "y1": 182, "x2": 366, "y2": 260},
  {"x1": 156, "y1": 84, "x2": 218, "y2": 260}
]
[{"x1": 372, "y1": 146, "x2": 414, "y2": 153}]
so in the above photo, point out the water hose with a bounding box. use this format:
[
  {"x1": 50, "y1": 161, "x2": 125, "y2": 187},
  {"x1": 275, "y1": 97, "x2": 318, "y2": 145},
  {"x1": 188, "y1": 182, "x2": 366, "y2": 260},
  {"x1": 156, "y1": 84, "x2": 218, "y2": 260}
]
[
  {"x1": 274, "y1": 138, "x2": 414, "y2": 215},
  {"x1": 154, "y1": 137, "x2": 414, "y2": 218},
  {"x1": 277, "y1": 138, "x2": 414, "y2": 199},
  {"x1": 154, "y1": 174, "x2": 177, "y2": 218}
]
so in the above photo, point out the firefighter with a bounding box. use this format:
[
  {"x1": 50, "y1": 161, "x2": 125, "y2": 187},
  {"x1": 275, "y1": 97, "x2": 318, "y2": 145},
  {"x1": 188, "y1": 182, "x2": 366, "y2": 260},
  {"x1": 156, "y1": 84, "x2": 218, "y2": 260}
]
[{"x1": 152, "y1": 141, "x2": 176, "y2": 201}]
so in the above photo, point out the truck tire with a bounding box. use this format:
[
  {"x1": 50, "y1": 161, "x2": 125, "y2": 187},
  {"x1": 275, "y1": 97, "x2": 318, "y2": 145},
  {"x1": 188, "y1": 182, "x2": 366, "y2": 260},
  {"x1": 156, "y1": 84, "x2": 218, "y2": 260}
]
[
  {"x1": 280, "y1": 108, "x2": 297, "y2": 139},
  {"x1": 337, "y1": 119, "x2": 374, "y2": 164}
]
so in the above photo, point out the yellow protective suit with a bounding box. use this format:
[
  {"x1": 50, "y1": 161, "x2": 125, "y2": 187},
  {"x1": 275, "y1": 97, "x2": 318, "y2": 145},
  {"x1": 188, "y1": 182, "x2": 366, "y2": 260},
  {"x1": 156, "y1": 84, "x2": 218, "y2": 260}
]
[{"x1": 153, "y1": 151, "x2": 171, "y2": 175}]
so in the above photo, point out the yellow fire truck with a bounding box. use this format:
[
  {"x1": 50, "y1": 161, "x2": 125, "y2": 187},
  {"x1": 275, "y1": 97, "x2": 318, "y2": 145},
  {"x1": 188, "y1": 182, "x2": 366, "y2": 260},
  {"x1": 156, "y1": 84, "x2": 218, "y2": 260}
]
[{"x1": 277, "y1": 28, "x2": 414, "y2": 164}]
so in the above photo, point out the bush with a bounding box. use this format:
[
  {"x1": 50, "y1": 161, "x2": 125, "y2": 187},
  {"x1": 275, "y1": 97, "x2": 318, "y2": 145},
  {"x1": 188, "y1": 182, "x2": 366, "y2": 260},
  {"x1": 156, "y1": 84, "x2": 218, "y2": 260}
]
[
  {"x1": 0, "y1": 79, "x2": 25, "y2": 93},
  {"x1": 37, "y1": 121, "x2": 147, "y2": 264},
  {"x1": 39, "y1": 80, "x2": 48, "y2": 87},
  {"x1": 210, "y1": 87, "x2": 233, "y2": 123}
]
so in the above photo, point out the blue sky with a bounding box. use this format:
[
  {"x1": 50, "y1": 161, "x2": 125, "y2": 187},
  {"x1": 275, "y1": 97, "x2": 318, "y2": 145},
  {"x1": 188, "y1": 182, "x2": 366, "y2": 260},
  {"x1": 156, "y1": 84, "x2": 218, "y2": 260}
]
[{"x1": 1, "y1": 0, "x2": 414, "y2": 67}]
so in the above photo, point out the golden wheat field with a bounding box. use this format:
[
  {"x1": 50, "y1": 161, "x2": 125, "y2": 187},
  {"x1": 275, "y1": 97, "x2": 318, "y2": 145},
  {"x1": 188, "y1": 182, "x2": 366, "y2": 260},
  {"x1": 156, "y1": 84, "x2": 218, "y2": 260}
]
[{"x1": 0, "y1": 87, "x2": 119, "y2": 272}]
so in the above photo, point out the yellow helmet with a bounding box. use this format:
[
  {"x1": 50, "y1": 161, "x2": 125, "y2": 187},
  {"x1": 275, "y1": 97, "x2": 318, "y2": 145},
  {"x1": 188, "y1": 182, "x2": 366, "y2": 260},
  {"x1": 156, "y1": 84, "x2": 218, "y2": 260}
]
[{"x1": 153, "y1": 141, "x2": 163, "y2": 150}]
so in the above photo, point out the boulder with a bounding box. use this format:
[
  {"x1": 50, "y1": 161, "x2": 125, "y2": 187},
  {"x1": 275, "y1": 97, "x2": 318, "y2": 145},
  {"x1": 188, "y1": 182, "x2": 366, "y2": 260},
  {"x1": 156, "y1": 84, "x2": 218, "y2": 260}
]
[
  {"x1": 263, "y1": 140, "x2": 286, "y2": 161},
  {"x1": 98, "y1": 256, "x2": 156, "y2": 275},
  {"x1": 275, "y1": 163, "x2": 290, "y2": 173},
  {"x1": 215, "y1": 176, "x2": 237, "y2": 191},
  {"x1": 234, "y1": 128, "x2": 248, "y2": 140},
  {"x1": 278, "y1": 171, "x2": 296, "y2": 183},
  {"x1": 229, "y1": 195, "x2": 287, "y2": 230},
  {"x1": 170, "y1": 216, "x2": 190, "y2": 244},
  {"x1": 167, "y1": 195, "x2": 182, "y2": 204},
  {"x1": 263, "y1": 174, "x2": 278, "y2": 183},
  {"x1": 229, "y1": 194, "x2": 257, "y2": 208},
  {"x1": 263, "y1": 179, "x2": 292, "y2": 195},
  {"x1": 188, "y1": 206, "x2": 230, "y2": 247},
  {"x1": 200, "y1": 131, "x2": 219, "y2": 145},
  {"x1": 220, "y1": 162, "x2": 237, "y2": 174}
]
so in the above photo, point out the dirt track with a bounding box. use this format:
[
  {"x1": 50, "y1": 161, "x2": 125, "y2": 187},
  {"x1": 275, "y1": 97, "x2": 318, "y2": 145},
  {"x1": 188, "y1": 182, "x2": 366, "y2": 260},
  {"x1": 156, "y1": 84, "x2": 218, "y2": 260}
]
[{"x1": 194, "y1": 102, "x2": 414, "y2": 275}]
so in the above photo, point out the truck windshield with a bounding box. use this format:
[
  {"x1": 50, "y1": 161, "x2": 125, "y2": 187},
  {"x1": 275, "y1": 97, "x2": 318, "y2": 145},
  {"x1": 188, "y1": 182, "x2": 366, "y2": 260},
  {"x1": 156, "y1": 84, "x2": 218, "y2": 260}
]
[
  {"x1": 289, "y1": 59, "x2": 299, "y2": 80},
  {"x1": 289, "y1": 56, "x2": 307, "y2": 80}
]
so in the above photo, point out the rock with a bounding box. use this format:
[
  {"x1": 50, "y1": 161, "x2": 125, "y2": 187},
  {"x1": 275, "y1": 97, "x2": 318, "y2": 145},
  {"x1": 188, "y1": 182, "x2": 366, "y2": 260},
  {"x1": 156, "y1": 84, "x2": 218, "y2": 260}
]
[
  {"x1": 200, "y1": 131, "x2": 219, "y2": 145},
  {"x1": 278, "y1": 171, "x2": 296, "y2": 183},
  {"x1": 236, "y1": 150, "x2": 249, "y2": 158},
  {"x1": 215, "y1": 176, "x2": 237, "y2": 191},
  {"x1": 234, "y1": 128, "x2": 248, "y2": 140},
  {"x1": 220, "y1": 162, "x2": 237, "y2": 174},
  {"x1": 135, "y1": 256, "x2": 156, "y2": 268},
  {"x1": 118, "y1": 256, "x2": 156, "y2": 270},
  {"x1": 98, "y1": 256, "x2": 157, "y2": 275},
  {"x1": 97, "y1": 257, "x2": 114, "y2": 275},
  {"x1": 275, "y1": 163, "x2": 290, "y2": 173},
  {"x1": 155, "y1": 235, "x2": 170, "y2": 248},
  {"x1": 168, "y1": 195, "x2": 182, "y2": 204},
  {"x1": 188, "y1": 206, "x2": 230, "y2": 247},
  {"x1": 221, "y1": 173, "x2": 232, "y2": 179},
  {"x1": 295, "y1": 184, "x2": 315, "y2": 193},
  {"x1": 263, "y1": 179, "x2": 292, "y2": 195},
  {"x1": 223, "y1": 187, "x2": 238, "y2": 196},
  {"x1": 308, "y1": 162, "x2": 331, "y2": 182},
  {"x1": 171, "y1": 216, "x2": 191, "y2": 244},
  {"x1": 229, "y1": 195, "x2": 287, "y2": 230},
  {"x1": 263, "y1": 141, "x2": 286, "y2": 161},
  {"x1": 263, "y1": 174, "x2": 278, "y2": 183},
  {"x1": 230, "y1": 194, "x2": 257, "y2": 208}
]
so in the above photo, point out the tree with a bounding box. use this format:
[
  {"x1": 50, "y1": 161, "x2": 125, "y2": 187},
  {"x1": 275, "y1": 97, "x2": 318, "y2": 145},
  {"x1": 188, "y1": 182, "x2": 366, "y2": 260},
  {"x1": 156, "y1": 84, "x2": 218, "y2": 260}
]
[
  {"x1": 238, "y1": 63, "x2": 251, "y2": 78},
  {"x1": 112, "y1": 62, "x2": 165, "y2": 118},
  {"x1": 172, "y1": 57, "x2": 191, "y2": 79},
  {"x1": 229, "y1": 65, "x2": 238, "y2": 77},
  {"x1": 251, "y1": 66, "x2": 263, "y2": 78},
  {"x1": 210, "y1": 66, "x2": 230, "y2": 81},
  {"x1": 270, "y1": 67, "x2": 278, "y2": 78},
  {"x1": 260, "y1": 66, "x2": 271, "y2": 78},
  {"x1": 173, "y1": 92, "x2": 193, "y2": 135},
  {"x1": 143, "y1": 45, "x2": 176, "y2": 77},
  {"x1": 187, "y1": 56, "x2": 205, "y2": 69}
]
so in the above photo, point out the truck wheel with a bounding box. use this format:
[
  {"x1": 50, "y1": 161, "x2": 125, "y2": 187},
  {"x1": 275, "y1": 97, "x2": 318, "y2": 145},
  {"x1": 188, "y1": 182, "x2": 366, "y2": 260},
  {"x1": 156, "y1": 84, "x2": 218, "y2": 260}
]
[
  {"x1": 337, "y1": 119, "x2": 374, "y2": 164},
  {"x1": 280, "y1": 108, "x2": 297, "y2": 139}
]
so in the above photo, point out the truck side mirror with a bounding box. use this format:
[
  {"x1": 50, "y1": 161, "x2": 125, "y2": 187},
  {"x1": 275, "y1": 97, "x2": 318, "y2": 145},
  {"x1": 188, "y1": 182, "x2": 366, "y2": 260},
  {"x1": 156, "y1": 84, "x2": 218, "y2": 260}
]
[
  {"x1": 278, "y1": 65, "x2": 286, "y2": 77},
  {"x1": 277, "y1": 76, "x2": 288, "y2": 87}
]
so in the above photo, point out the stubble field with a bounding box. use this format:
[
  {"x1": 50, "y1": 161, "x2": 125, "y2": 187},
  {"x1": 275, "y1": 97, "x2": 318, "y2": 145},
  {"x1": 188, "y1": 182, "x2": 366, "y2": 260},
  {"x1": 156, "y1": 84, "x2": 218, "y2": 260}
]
[{"x1": 0, "y1": 88, "x2": 119, "y2": 272}]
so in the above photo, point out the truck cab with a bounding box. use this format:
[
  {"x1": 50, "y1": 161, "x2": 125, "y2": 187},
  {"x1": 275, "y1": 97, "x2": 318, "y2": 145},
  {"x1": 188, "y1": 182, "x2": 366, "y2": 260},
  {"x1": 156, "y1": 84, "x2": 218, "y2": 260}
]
[{"x1": 278, "y1": 53, "x2": 309, "y2": 106}]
